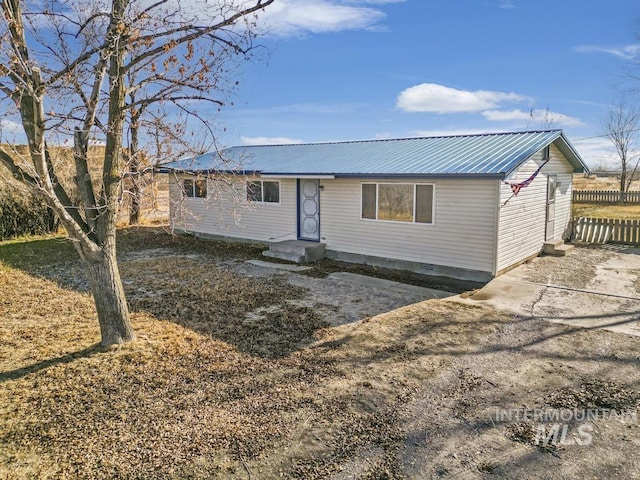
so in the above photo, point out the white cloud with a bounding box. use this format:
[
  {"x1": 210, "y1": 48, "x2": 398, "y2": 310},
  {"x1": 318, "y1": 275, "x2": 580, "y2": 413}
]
[
  {"x1": 497, "y1": 1, "x2": 515, "y2": 9},
  {"x1": 571, "y1": 137, "x2": 619, "y2": 169},
  {"x1": 396, "y1": 83, "x2": 526, "y2": 113},
  {"x1": 24, "y1": 0, "x2": 400, "y2": 42},
  {"x1": 374, "y1": 131, "x2": 393, "y2": 139},
  {"x1": 0, "y1": 119, "x2": 27, "y2": 143},
  {"x1": 482, "y1": 108, "x2": 583, "y2": 127},
  {"x1": 240, "y1": 136, "x2": 304, "y2": 145},
  {"x1": 0, "y1": 119, "x2": 23, "y2": 136},
  {"x1": 395, "y1": 81, "x2": 582, "y2": 130},
  {"x1": 481, "y1": 109, "x2": 532, "y2": 122},
  {"x1": 574, "y1": 44, "x2": 640, "y2": 61},
  {"x1": 261, "y1": 0, "x2": 393, "y2": 36}
]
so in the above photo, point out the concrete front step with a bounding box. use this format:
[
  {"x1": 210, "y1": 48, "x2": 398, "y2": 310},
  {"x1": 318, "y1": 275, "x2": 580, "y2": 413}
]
[
  {"x1": 544, "y1": 238, "x2": 564, "y2": 249},
  {"x1": 543, "y1": 239, "x2": 575, "y2": 256},
  {"x1": 263, "y1": 240, "x2": 326, "y2": 264},
  {"x1": 552, "y1": 244, "x2": 575, "y2": 256}
]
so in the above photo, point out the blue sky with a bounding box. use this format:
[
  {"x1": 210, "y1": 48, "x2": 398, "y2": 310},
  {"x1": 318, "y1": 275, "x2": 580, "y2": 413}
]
[{"x1": 216, "y1": 0, "x2": 640, "y2": 168}]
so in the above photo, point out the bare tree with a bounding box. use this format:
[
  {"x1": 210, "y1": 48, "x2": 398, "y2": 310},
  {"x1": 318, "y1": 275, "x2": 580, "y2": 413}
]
[
  {"x1": 603, "y1": 102, "x2": 640, "y2": 201},
  {"x1": 0, "y1": 0, "x2": 274, "y2": 346}
]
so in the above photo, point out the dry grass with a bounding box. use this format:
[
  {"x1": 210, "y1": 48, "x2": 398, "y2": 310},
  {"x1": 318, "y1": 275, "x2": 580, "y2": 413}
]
[
  {"x1": 573, "y1": 174, "x2": 640, "y2": 191},
  {"x1": 572, "y1": 203, "x2": 640, "y2": 219},
  {"x1": 2, "y1": 229, "x2": 640, "y2": 479},
  {"x1": 0, "y1": 230, "x2": 502, "y2": 479},
  {"x1": 572, "y1": 173, "x2": 640, "y2": 219}
]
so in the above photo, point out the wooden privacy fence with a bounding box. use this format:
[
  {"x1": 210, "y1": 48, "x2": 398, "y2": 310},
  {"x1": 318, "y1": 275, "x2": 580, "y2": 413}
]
[
  {"x1": 573, "y1": 190, "x2": 640, "y2": 204},
  {"x1": 572, "y1": 217, "x2": 640, "y2": 245}
]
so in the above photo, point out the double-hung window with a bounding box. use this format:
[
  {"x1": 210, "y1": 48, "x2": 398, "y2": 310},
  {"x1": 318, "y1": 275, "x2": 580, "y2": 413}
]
[
  {"x1": 183, "y1": 178, "x2": 207, "y2": 198},
  {"x1": 361, "y1": 183, "x2": 434, "y2": 224},
  {"x1": 247, "y1": 180, "x2": 280, "y2": 203}
]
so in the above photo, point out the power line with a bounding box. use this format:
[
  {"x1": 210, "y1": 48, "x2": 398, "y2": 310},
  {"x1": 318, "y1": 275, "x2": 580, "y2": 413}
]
[
  {"x1": 572, "y1": 127, "x2": 640, "y2": 143},
  {"x1": 572, "y1": 133, "x2": 609, "y2": 142}
]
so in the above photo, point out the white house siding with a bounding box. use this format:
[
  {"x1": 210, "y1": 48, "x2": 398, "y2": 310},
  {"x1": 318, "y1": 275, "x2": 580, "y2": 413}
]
[
  {"x1": 495, "y1": 144, "x2": 574, "y2": 273},
  {"x1": 169, "y1": 175, "x2": 297, "y2": 242},
  {"x1": 319, "y1": 177, "x2": 498, "y2": 274}
]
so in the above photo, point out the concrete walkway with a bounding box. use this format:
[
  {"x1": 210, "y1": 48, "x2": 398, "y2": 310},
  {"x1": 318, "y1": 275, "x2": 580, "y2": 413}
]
[
  {"x1": 240, "y1": 259, "x2": 453, "y2": 326},
  {"x1": 451, "y1": 245, "x2": 640, "y2": 337},
  {"x1": 244, "y1": 260, "x2": 452, "y2": 299},
  {"x1": 245, "y1": 259, "x2": 312, "y2": 272},
  {"x1": 327, "y1": 272, "x2": 452, "y2": 299}
]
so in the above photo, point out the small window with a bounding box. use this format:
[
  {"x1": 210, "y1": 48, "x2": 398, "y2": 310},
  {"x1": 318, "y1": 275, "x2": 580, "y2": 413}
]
[
  {"x1": 547, "y1": 175, "x2": 557, "y2": 203},
  {"x1": 194, "y1": 180, "x2": 207, "y2": 198},
  {"x1": 247, "y1": 180, "x2": 280, "y2": 203},
  {"x1": 263, "y1": 181, "x2": 280, "y2": 203},
  {"x1": 415, "y1": 185, "x2": 434, "y2": 224},
  {"x1": 542, "y1": 145, "x2": 550, "y2": 160},
  {"x1": 361, "y1": 184, "x2": 376, "y2": 219},
  {"x1": 246, "y1": 181, "x2": 262, "y2": 202},
  {"x1": 361, "y1": 183, "x2": 434, "y2": 224},
  {"x1": 183, "y1": 178, "x2": 207, "y2": 198}
]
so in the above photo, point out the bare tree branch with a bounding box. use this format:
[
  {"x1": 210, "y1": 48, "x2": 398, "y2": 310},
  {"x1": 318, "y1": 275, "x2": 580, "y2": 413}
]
[
  {"x1": 124, "y1": 0, "x2": 274, "y2": 73},
  {"x1": 44, "y1": 144, "x2": 95, "y2": 238},
  {"x1": 603, "y1": 102, "x2": 640, "y2": 199},
  {"x1": 0, "y1": 0, "x2": 277, "y2": 346}
]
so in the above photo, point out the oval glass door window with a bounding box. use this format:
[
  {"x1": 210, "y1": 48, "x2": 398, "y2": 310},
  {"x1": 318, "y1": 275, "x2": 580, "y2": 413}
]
[
  {"x1": 303, "y1": 199, "x2": 318, "y2": 215},
  {"x1": 303, "y1": 217, "x2": 318, "y2": 234},
  {"x1": 303, "y1": 181, "x2": 318, "y2": 197}
]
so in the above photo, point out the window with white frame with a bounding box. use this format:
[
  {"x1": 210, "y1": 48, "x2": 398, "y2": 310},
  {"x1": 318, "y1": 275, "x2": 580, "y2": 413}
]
[
  {"x1": 183, "y1": 178, "x2": 207, "y2": 198},
  {"x1": 542, "y1": 145, "x2": 550, "y2": 160},
  {"x1": 247, "y1": 180, "x2": 280, "y2": 203},
  {"x1": 361, "y1": 183, "x2": 434, "y2": 224}
]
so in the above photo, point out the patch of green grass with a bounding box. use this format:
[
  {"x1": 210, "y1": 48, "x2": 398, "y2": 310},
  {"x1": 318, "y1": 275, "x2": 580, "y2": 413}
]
[
  {"x1": 0, "y1": 226, "x2": 266, "y2": 273},
  {"x1": 0, "y1": 234, "x2": 77, "y2": 270}
]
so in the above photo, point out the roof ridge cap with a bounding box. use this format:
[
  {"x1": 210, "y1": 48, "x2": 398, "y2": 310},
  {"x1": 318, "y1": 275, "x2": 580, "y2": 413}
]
[{"x1": 229, "y1": 129, "x2": 564, "y2": 149}]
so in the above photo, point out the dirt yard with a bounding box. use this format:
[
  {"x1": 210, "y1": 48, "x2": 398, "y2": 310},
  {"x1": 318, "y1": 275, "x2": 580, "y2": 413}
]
[{"x1": 1, "y1": 227, "x2": 640, "y2": 479}]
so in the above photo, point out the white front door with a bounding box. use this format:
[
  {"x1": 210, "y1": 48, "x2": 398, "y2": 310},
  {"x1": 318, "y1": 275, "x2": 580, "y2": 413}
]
[{"x1": 298, "y1": 179, "x2": 320, "y2": 241}]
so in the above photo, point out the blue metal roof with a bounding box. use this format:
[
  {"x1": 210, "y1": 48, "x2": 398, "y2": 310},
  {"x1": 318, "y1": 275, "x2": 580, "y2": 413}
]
[{"x1": 163, "y1": 130, "x2": 587, "y2": 179}]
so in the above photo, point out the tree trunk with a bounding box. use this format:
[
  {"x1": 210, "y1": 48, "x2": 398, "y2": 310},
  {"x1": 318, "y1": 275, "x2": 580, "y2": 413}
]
[
  {"x1": 83, "y1": 247, "x2": 135, "y2": 346},
  {"x1": 128, "y1": 159, "x2": 141, "y2": 225},
  {"x1": 128, "y1": 95, "x2": 142, "y2": 225}
]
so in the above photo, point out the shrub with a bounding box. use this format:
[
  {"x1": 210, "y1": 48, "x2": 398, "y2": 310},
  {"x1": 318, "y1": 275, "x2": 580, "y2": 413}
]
[{"x1": 0, "y1": 190, "x2": 59, "y2": 239}]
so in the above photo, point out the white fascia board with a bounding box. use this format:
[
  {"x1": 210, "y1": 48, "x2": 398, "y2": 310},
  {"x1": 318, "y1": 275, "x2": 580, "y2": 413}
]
[{"x1": 259, "y1": 174, "x2": 336, "y2": 179}]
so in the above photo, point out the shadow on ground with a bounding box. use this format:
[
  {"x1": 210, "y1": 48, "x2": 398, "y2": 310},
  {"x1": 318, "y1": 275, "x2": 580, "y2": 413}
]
[
  {"x1": 0, "y1": 344, "x2": 104, "y2": 383},
  {"x1": 0, "y1": 227, "x2": 329, "y2": 358}
]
